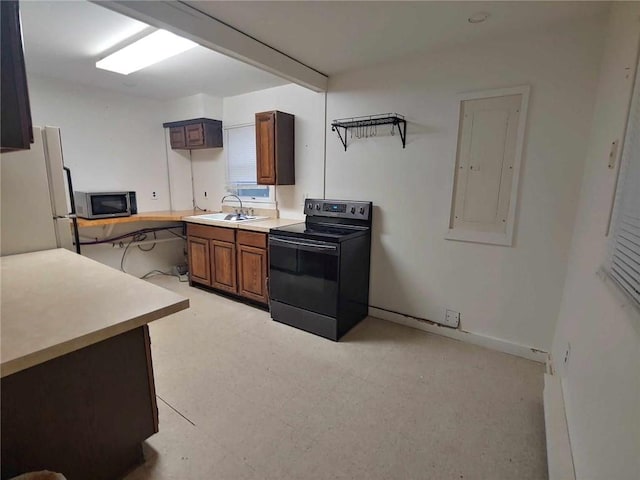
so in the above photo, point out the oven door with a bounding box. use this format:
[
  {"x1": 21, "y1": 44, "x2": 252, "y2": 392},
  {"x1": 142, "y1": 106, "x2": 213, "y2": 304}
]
[{"x1": 269, "y1": 235, "x2": 340, "y2": 318}]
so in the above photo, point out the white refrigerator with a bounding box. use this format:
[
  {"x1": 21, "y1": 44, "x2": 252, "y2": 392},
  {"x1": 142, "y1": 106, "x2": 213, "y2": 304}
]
[{"x1": 1, "y1": 126, "x2": 77, "y2": 256}]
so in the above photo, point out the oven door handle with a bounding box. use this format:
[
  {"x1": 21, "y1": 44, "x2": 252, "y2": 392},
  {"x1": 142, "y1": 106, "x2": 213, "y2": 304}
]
[{"x1": 269, "y1": 236, "x2": 339, "y2": 254}]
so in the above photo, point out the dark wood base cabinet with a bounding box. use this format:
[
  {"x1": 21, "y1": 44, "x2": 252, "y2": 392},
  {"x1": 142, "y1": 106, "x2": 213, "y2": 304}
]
[
  {"x1": 237, "y1": 231, "x2": 268, "y2": 303},
  {"x1": 1, "y1": 326, "x2": 158, "y2": 480},
  {"x1": 187, "y1": 236, "x2": 211, "y2": 284},
  {"x1": 187, "y1": 224, "x2": 268, "y2": 304}
]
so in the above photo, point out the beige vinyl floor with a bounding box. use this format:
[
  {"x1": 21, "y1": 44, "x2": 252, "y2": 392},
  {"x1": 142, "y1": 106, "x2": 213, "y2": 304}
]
[{"x1": 124, "y1": 276, "x2": 547, "y2": 480}]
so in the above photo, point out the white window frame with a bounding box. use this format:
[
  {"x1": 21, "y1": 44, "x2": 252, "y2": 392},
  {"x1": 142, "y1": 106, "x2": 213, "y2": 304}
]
[
  {"x1": 224, "y1": 123, "x2": 274, "y2": 206},
  {"x1": 445, "y1": 85, "x2": 530, "y2": 246},
  {"x1": 604, "y1": 59, "x2": 640, "y2": 311}
]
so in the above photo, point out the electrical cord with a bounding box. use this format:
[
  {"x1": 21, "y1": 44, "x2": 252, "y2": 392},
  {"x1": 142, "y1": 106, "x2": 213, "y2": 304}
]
[
  {"x1": 79, "y1": 226, "x2": 183, "y2": 245},
  {"x1": 81, "y1": 226, "x2": 185, "y2": 277},
  {"x1": 140, "y1": 269, "x2": 189, "y2": 283},
  {"x1": 120, "y1": 235, "x2": 137, "y2": 273},
  {"x1": 121, "y1": 232, "x2": 162, "y2": 273},
  {"x1": 137, "y1": 231, "x2": 156, "y2": 252}
]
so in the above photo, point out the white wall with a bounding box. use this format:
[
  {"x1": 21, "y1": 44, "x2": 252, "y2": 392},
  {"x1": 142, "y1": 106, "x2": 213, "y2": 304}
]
[
  {"x1": 551, "y1": 4, "x2": 640, "y2": 479},
  {"x1": 325, "y1": 17, "x2": 607, "y2": 353},
  {"x1": 28, "y1": 74, "x2": 190, "y2": 274},
  {"x1": 162, "y1": 93, "x2": 224, "y2": 210},
  {"x1": 28, "y1": 74, "x2": 171, "y2": 212},
  {"x1": 78, "y1": 222, "x2": 186, "y2": 278},
  {"x1": 160, "y1": 84, "x2": 326, "y2": 217},
  {"x1": 220, "y1": 84, "x2": 326, "y2": 219}
]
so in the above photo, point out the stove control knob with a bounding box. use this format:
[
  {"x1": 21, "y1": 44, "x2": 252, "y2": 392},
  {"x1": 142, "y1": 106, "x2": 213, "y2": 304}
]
[
  {"x1": 316, "y1": 204, "x2": 321, "y2": 210},
  {"x1": 307, "y1": 203, "x2": 313, "y2": 210},
  {"x1": 359, "y1": 207, "x2": 365, "y2": 215},
  {"x1": 350, "y1": 207, "x2": 356, "y2": 214}
]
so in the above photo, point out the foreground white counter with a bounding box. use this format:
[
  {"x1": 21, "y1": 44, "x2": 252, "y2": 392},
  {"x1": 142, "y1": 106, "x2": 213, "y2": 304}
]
[
  {"x1": 1, "y1": 248, "x2": 189, "y2": 377},
  {"x1": 1, "y1": 248, "x2": 190, "y2": 480}
]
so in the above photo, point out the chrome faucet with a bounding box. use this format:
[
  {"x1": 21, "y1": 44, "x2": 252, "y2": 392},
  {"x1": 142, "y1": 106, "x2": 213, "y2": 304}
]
[{"x1": 221, "y1": 194, "x2": 246, "y2": 219}]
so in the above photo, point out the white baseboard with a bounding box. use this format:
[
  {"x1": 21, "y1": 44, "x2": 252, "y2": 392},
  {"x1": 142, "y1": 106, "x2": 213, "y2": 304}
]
[
  {"x1": 368, "y1": 306, "x2": 548, "y2": 363},
  {"x1": 543, "y1": 373, "x2": 576, "y2": 480}
]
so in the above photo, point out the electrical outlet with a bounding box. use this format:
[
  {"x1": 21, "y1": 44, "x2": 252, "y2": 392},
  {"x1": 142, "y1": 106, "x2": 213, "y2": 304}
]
[
  {"x1": 151, "y1": 191, "x2": 159, "y2": 200},
  {"x1": 443, "y1": 309, "x2": 460, "y2": 328}
]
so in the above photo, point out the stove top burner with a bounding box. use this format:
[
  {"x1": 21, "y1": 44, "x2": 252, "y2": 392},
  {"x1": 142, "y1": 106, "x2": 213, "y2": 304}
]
[{"x1": 270, "y1": 222, "x2": 369, "y2": 242}]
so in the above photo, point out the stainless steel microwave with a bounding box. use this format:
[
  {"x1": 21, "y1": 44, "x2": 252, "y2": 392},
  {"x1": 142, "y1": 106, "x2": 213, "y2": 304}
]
[{"x1": 74, "y1": 191, "x2": 133, "y2": 219}]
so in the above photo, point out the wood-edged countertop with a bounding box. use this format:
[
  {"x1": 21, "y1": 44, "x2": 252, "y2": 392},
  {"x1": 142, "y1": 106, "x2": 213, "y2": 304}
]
[
  {"x1": 0, "y1": 249, "x2": 189, "y2": 378},
  {"x1": 182, "y1": 215, "x2": 303, "y2": 232},
  {"x1": 77, "y1": 210, "x2": 303, "y2": 233},
  {"x1": 76, "y1": 210, "x2": 198, "y2": 227}
]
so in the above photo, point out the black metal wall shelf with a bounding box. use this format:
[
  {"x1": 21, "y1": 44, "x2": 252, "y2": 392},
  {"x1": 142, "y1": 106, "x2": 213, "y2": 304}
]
[{"x1": 331, "y1": 113, "x2": 406, "y2": 151}]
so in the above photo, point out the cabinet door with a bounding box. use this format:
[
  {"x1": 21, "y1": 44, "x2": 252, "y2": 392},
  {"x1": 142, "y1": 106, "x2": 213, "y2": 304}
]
[
  {"x1": 188, "y1": 237, "x2": 210, "y2": 285},
  {"x1": 237, "y1": 245, "x2": 268, "y2": 303},
  {"x1": 1, "y1": 1, "x2": 33, "y2": 152},
  {"x1": 256, "y1": 112, "x2": 276, "y2": 184},
  {"x1": 211, "y1": 240, "x2": 237, "y2": 293},
  {"x1": 185, "y1": 123, "x2": 205, "y2": 148},
  {"x1": 169, "y1": 127, "x2": 186, "y2": 149}
]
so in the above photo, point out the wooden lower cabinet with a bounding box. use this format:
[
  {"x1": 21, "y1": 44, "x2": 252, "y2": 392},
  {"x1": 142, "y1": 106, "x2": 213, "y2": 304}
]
[
  {"x1": 188, "y1": 237, "x2": 210, "y2": 285},
  {"x1": 237, "y1": 244, "x2": 268, "y2": 303},
  {"x1": 211, "y1": 240, "x2": 237, "y2": 293},
  {"x1": 1, "y1": 326, "x2": 158, "y2": 480},
  {"x1": 186, "y1": 224, "x2": 268, "y2": 304}
]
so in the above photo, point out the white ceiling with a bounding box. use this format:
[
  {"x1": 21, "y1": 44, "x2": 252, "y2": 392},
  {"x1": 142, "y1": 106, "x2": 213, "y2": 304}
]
[
  {"x1": 185, "y1": 1, "x2": 610, "y2": 75},
  {"x1": 19, "y1": 1, "x2": 289, "y2": 100},
  {"x1": 20, "y1": 1, "x2": 610, "y2": 100}
]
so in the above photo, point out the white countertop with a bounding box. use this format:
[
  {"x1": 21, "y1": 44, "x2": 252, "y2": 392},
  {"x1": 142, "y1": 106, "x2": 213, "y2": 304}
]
[
  {"x1": 183, "y1": 215, "x2": 303, "y2": 232},
  {"x1": 0, "y1": 249, "x2": 189, "y2": 378}
]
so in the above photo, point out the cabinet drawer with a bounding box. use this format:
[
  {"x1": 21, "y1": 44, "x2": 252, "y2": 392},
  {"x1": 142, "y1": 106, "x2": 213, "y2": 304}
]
[
  {"x1": 187, "y1": 223, "x2": 235, "y2": 242},
  {"x1": 237, "y1": 230, "x2": 267, "y2": 249}
]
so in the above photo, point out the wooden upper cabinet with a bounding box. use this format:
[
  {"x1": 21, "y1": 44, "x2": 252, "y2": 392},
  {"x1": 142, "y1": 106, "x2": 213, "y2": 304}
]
[
  {"x1": 169, "y1": 127, "x2": 186, "y2": 149},
  {"x1": 255, "y1": 111, "x2": 294, "y2": 185},
  {"x1": 163, "y1": 118, "x2": 222, "y2": 150},
  {"x1": 185, "y1": 123, "x2": 204, "y2": 147},
  {"x1": 1, "y1": 1, "x2": 33, "y2": 152}
]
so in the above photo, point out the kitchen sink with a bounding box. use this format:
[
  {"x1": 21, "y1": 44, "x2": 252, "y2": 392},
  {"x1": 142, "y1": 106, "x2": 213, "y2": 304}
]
[{"x1": 188, "y1": 213, "x2": 268, "y2": 223}]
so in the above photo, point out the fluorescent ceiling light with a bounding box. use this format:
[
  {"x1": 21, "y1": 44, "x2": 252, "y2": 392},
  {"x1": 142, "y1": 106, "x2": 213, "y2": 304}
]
[{"x1": 96, "y1": 29, "x2": 197, "y2": 75}]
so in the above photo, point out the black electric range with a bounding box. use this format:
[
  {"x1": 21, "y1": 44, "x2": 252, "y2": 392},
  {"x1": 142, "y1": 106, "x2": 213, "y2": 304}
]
[{"x1": 268, "y1": 199, "x2": 372, "y2": 341}]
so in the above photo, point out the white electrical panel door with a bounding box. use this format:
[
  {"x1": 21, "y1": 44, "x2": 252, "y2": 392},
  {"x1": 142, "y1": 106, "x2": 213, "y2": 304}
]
[{"x1": 447, "y1": 87, "x2": 529, "y2": 246}]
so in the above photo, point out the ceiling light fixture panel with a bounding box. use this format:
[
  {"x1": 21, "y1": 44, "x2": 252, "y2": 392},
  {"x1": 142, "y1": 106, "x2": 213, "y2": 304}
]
[{"x1": 96, "y1": 29, "x2": 197, "y2": 75}]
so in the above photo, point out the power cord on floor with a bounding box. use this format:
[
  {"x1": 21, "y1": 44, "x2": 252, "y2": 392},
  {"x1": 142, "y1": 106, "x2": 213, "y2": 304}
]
[{"x1": 140, "y1": 269, "x2": 189, "y2": 282}]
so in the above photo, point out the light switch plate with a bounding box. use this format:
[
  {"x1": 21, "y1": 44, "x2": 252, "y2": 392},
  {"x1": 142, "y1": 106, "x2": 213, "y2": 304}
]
[{"x1": 444, "y1": 309, "x2": 460, "y2": 328}]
